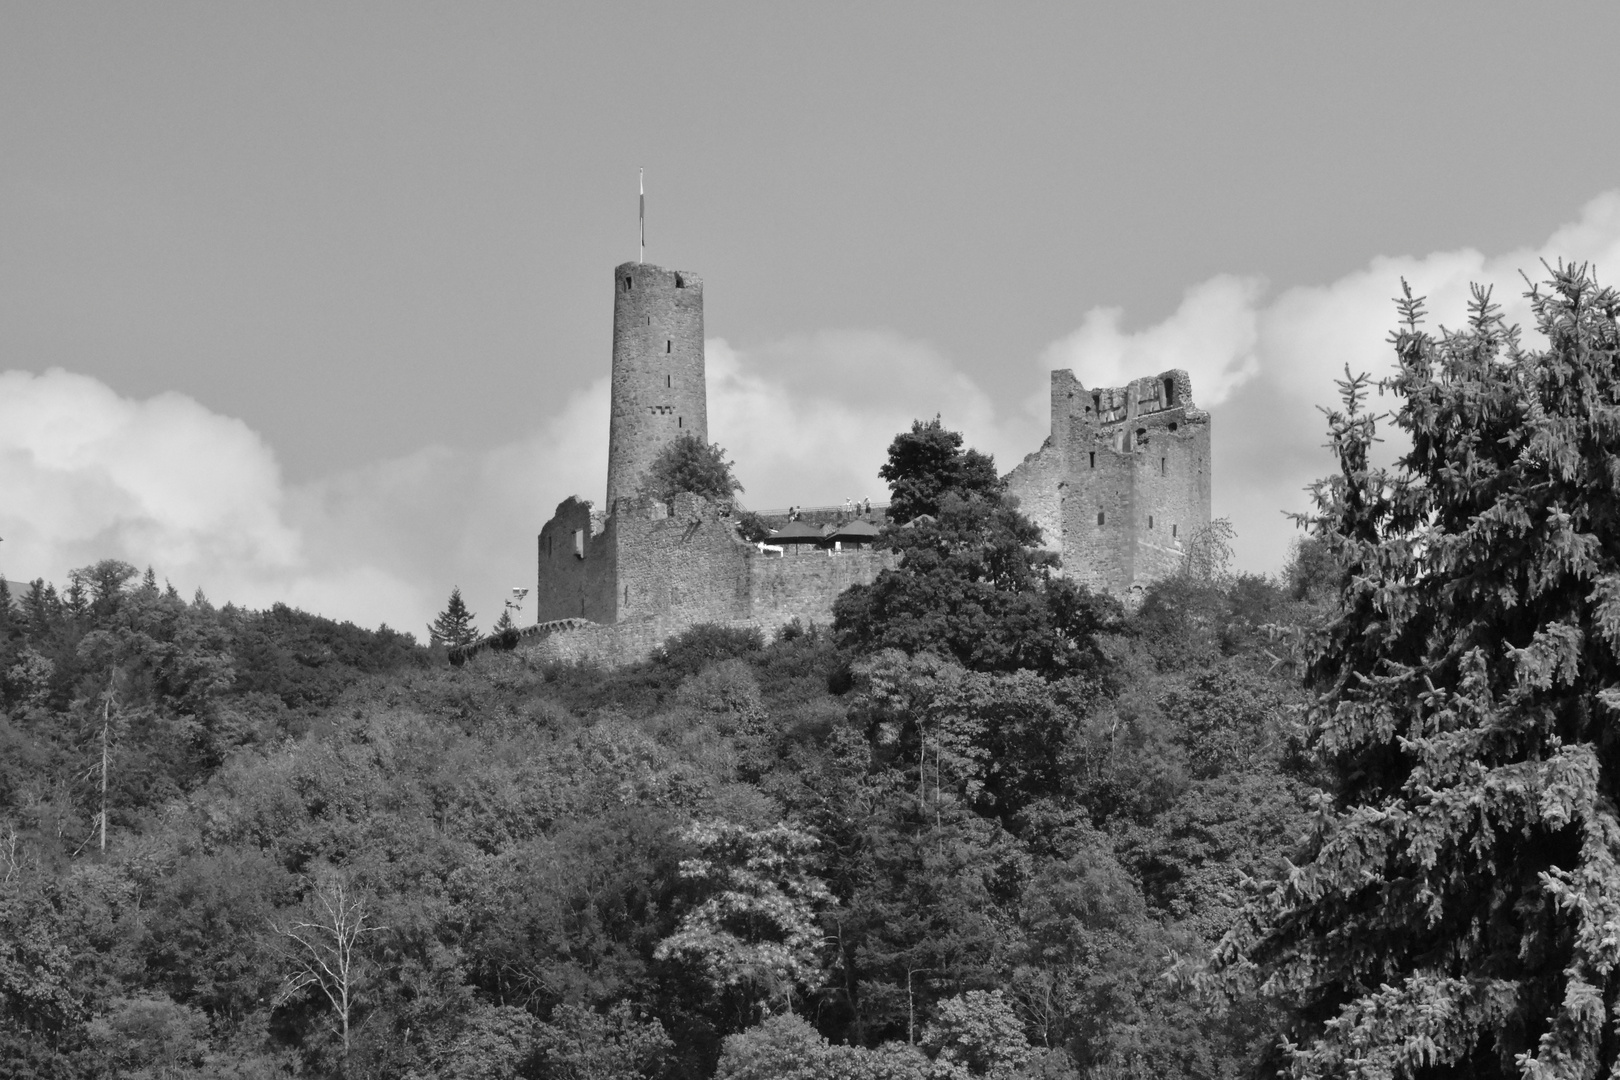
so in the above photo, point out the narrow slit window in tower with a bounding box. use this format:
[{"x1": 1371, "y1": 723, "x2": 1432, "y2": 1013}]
[
  {"x1": 1097, "y1": 511, "x2": 1105, "y2": 527},
  {"x1": 1089, "y1": 451, "x2": 1095, "y2": 469},
  {"x1": 1164, "y1": 377, "x2": 1176, "y2": 406},
  {"x1": 624, "y1": 277, "x2": 632, "y2": 291},
  {"x1": 1160, "y1": 457, "x2": 1166, "y2": 475},
  {"x1": 666, "y1": 375, "x2": 671, "y2": 387},
  {"x1": 666, "y1": 340, "x2": 671, "y2": 353},
  {"x1": 624, "y1": 585, "x2": 629, "y2": 605},
  {"x1": 1172, "y1": 524, "x2": 1178, "y2": 539},
  {"x1": 678, "y1": 416, "x2": 682, "y2": 428},
  {"x1": 1149, "y1": 515, "x2": 1154, "y2": 530}
]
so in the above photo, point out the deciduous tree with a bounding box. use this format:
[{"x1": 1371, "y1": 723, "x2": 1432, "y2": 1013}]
[
  {"x1": 271, "y1": 870, "x2": 385, "y2": 1059},
  {"x1": 642, "y1": 434, "x2": 744, "y2": 504}
]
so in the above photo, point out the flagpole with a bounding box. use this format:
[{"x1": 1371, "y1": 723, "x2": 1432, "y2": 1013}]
[{"x1": 639, "y1": 168, "x2": 644, "y2": 264}]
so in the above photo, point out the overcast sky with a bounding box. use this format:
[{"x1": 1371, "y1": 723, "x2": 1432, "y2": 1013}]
[{"x1": 5, "y1": 3, "x2": 1620, "y2": 632}]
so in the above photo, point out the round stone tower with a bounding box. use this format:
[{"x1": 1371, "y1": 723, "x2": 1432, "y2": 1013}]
[{"x1": 605, "y1": 261, "x2": 708, "y2": 510}]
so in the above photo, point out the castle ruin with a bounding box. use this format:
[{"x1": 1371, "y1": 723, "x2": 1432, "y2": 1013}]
[
  {"x1": 531, "y1": 264, "x2": 895, "y2": 664},
  {"x1": 526, "y1": 261, "x2": 1211, "y2": 664},
  {"x1": 1006, "y1": 368, "x2": 1211, "y2": 599}
]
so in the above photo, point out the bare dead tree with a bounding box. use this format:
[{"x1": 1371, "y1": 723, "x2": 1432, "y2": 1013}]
[
  {"x1": 271, "y1": 872, "x2": 387, "y2": 1059},
  {"x1": 96, "y1": 671, "x2": 116, "y2": 854}
]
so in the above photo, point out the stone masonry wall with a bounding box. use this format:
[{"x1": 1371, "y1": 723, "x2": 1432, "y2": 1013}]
[
  {"x1": 534, "y1": 491, "x2": 895, "y2": 666},
  {"x1": 535, "y1": 497, "x2": 618, "y2": 623}
]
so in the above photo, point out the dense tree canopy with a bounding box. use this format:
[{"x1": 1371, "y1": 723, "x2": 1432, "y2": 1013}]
[
  {"x1": 1215, "y1": 267, "x2": 1620, "y2": 1077},
  {"x1": 0, "y1": 543, "x2": 1319, "y2": 1078}
]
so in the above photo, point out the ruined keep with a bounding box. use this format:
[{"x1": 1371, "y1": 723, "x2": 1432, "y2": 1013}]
[{"x1": 1005, "y1": 367, "x2": 1211, "y2": 597}]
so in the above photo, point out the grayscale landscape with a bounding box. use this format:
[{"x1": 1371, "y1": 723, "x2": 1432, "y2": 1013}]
[{"x1": 4, "y1": 5, "x2": 1620, "y2": 1078}]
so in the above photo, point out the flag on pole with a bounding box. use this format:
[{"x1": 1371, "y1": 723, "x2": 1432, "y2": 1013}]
[{"x1": 639, "y1": 168, "x2": 645, "y2": 263}]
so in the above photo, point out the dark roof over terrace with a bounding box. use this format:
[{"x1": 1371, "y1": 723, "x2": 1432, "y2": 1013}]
[
  {"x1": 770, "y1": 520, "x2": 828, "y2": 543},
  {"x1": 825, "y1": 519, "x2": 880, "y2": 541}
]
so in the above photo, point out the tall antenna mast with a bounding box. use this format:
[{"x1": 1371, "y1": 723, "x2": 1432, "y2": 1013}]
[{"x1": 638, "y1": 168, "x2": 645, "y2": 264}]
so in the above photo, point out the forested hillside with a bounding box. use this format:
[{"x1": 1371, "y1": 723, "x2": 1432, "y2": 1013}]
[{"x1": 0, "y1": 431, "x2": 1333, "y2": 1079}]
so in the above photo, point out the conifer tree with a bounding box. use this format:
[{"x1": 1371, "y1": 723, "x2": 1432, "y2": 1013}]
[
  {"x1": 428, "y1": 587, "x2": 478, "y2": 647},
  {"x1": 1216, "y1": 267, "x2": 1620, "y2": 1076}
]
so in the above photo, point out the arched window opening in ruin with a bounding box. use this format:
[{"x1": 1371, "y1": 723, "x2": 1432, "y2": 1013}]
[
  {"x1": 1164, "y1": 377, "x2": 1176, "y2": 406},
  {"x1": 1092, "y1": 393, "x2": 1101, "y2": 413},
  {"x1": 675, "y1": 273, "x2": 685, "y2": 288},
  {"x1": 1169, "y1": 422, "x2": 1178, "y2": 432}
]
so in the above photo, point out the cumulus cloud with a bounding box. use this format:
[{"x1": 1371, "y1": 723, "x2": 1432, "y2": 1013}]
[
  {"x1": 1039, "y1": 274, "x2": 1265, "y2": 409},
  {"x1": 707, "y1": 330, "x2": 1028, "y2": 509},
  {"x1": 9, "y1": 191, "x2": 1620, "y2": 632},
  {"x1": 0, "y1": 368, "x2": 429, "y2": 627}
]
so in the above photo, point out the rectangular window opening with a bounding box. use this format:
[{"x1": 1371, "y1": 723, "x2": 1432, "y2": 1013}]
[
  {"x1": 1172, "y1": 524, "x2": 1178, "y2": 539},
  {"x1": 1160, "y1": 457, "x2": 1166, "y2": 475},
  {"x1": 666, "y1": 340, "x2": 671, "y2": 353},
  {"x1": 1089, "y1": 451, "x2": 1096, "y2": 469},
  {"x1": 1097, "y1": 511, "x2": 1105, "y2": 527},
  {"x1": 666, "y1": 375, "x2": 671, "y2": 387},
  {"x1": 1149, "y1": 515, "x2": 1154, "y2": 530},
  {"x1": 678, "y1": 416, "x2": 682, "y2": 428},
  {"x1": 624, "y1": 277, "x2": 632, "y2": 291},
  {"x1": 1163, "y1": 377, "x2": 1175, "y2": 405}
]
